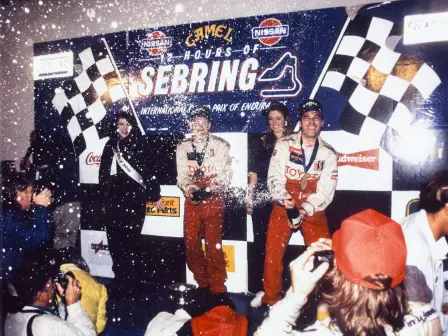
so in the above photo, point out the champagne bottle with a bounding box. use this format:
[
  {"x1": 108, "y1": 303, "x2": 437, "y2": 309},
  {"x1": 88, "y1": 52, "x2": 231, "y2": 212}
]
[{"x1": 287, "y1": 206, "x2": 301, "y2": 226}]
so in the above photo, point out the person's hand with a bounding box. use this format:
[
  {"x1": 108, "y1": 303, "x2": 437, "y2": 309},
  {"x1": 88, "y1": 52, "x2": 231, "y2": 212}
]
[
  {"x1": 246, "y1": 197, "x2": 254, "y2": 215},
  {"x1": 33, "y1": 188, "x2": 52, "y2": 207},
  {"x1": 55, "y1": 275, "x2": 82, "y2": 306},
  {"x1": 155, "y1": 199, "x2": 165, "y2": 210},
  {"x1": 248, "y1": 172, "x2": 257, "y2": 186},
  {"x1": 185, "y1": 185, "x2": 200, "y2": 198},
  {"x1": 310, "y1": 238, "x2": 333, "y2": 252},
  {"x1": 20, "y1": 158, "x2": 32, "y2": 171},
  {"x1": 289, "y1": 248, "x2": 330, "y2": 298},
  {"x1": 442, "y1": 303, "x2": 448, "y2": 314},
  {"x1": 283, "y1": 194, "x2": 295, "y2": 209}
]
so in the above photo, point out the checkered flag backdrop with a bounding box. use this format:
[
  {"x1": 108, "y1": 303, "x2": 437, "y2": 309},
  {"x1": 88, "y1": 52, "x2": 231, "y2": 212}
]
[
  {"x1": 315, "y1": 16, "x2": 441, "y2": 150},
  {"x1": 52, "y1": 38, "x2": 137, "y2": 159}
]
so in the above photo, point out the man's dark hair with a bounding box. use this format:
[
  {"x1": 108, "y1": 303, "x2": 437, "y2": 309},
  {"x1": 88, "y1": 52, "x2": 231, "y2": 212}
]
[
  {"x1": 1, "y1": 172, "x2": 32, "y2": 210},
  {"x1": 420, "y1": 170, "x2": 448, "y2": 214},
  {"x1": 11, "y1": 256, "x2": 60, "y2": 308}
]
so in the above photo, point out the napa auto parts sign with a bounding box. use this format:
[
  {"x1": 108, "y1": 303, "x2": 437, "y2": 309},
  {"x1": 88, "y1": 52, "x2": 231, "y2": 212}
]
[{"x1": 127, "y1": 12, "x2": 344, "y2": 134}]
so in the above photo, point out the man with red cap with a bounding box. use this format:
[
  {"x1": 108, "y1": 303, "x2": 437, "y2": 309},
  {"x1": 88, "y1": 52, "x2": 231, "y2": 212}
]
[
  {"x1": 176, "y1": 106, "x2": 232, "y2": 294},
  {"x1": 252, "y1": 99, "x2": 338, "y2": 307},
  {"x1": 255, "y1": 209, "x2": 441, "y2": 335}
]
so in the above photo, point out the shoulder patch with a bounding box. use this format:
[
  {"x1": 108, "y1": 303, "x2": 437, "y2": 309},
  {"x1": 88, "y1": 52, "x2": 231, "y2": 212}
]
[
  {"x1": 212, "y1": 135, "x2": 230, "y2": 147},
  {"x1": 281, "y1": 133, "x2": 298, "y2": 142},
  {"x1": 321, "y1": 140, "x2": 337, "y2": 155}
]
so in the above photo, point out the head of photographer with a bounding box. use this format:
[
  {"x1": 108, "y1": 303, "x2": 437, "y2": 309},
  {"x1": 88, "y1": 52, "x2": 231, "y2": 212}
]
[
  {"x1": 257, "y1": 209, "x2": 440, "y2": 335},
  {"x1": 1, "y1": 173, "x2": 54, "y2": 279},
  {"x1": 2, "y1": 172, "x2": 53, "y2": 212},
  {"x1": 4, "y1": 256, "x2": 92, "y2": 336}
]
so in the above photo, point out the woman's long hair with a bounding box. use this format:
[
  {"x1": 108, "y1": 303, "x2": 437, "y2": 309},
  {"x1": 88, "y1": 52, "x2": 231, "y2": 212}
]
[
  {"x1": 261, "y1": 101, "x2": 294, "y2": 152},
  {"x1": 323, "y1": 267, "x2": 408, "y2": 336},
  {"x1": 112, "y1": 112, "x2": 141, "y2": 147}
]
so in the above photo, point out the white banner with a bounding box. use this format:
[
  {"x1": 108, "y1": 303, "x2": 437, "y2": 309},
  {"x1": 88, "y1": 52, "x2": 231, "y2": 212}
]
[
  {"x1": 320, "y1": 130, "x2": 393, "y2": 191},
  {"x1": 81, "y1": 230, "x2": 114, "y2": 278}
]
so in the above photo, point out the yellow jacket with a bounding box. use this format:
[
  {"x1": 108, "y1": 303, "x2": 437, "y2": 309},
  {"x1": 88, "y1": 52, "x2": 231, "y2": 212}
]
[{"x1": 60, "y1": 263, "x2": 108, "y2": 334}]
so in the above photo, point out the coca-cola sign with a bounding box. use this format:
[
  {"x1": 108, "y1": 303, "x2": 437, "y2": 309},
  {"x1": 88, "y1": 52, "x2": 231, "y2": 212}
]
[{"x1": 85, "y1": 152, "x2": 101, "y2": 166}]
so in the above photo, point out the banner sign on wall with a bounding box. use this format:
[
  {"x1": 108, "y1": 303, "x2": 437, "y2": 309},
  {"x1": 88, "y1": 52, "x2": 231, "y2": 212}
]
[{"x1": 34, "y1": 0, "x2": 448, "y2": 290}]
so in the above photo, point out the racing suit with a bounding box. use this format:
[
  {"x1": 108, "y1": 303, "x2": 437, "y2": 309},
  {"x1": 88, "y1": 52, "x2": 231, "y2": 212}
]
[
  {"x1": 262, "y1": 132, "x2": 338, "y2": 305},
  {"x1": 176, "y1": 135, "x2": 232, "y2": 293}
]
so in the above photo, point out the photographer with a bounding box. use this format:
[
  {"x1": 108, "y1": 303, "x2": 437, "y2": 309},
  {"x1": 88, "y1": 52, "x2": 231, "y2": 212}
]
[
  {"x1": 4, "y1": 259, "x2": 95, "y2": 335},
  {"x1": 1, "y1": 172, "x2": 53, "y2": 279},
  {"x1": 20, "y1": 129, "x2": 81, "y2": 250},
  {"x1": 255, "y1": 209, "x2": 441, "y2": 336},
  {"x1": 176, "y1": 106, "x2": 232, "y2": 295}
]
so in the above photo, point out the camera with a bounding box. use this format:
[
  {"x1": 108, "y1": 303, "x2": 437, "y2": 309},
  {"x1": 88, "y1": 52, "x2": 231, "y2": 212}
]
[
  {"x1": 191, "y1": 187, "x2": 211, "y2": 202},
  {"x1": 54, "y1": 271, "x2": 75, "y2": 290},
  {"x1": 313, "y1": 250, "x2": 334, "y2": 271},
  {"x1": 33, "y1": 164, "x2": 51, "y2": 193},
  {"x1": 193, "y1": 169, "x2": 205, "y2": 180}
]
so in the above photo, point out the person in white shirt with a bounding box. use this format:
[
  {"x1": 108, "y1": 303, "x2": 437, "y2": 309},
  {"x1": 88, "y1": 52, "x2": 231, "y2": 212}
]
[
  {"x1": 401, "y1": 170, "x2": 448, "y2": 333},
  {"x1": 4, "y1": 259, "x2": 95, "y2": 336}
]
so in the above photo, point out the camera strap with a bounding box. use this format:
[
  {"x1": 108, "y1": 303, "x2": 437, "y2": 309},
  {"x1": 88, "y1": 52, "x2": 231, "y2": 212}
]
[
  {"x1": 21, "y1": 309, "x2": 46, "y2": 336},
  {"x1": 191, "y1": 136, "x2": 210, "y2": 166}
]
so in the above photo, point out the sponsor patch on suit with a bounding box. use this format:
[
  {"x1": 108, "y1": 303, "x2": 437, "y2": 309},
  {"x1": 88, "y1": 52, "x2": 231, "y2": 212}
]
[
  {"x1": 289, "y1": 152, "x2": 303, "y2": 164},
  {"x1": 314, "y1": 160, "x2": 324, "y2": 171}
]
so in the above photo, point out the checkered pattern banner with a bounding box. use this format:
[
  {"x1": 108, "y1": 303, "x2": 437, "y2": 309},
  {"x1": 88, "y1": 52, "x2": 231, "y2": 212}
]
[
  {"x1": 319, "y1": 16, "x2": 441, "y2": 149},
  {"x1": 52, "y1": 39, "x2": 128, "y2": 158}
]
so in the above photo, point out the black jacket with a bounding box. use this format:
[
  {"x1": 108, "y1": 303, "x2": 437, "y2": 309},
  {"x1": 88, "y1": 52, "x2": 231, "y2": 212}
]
[{"x1": 99, "y1": 132, "x2": 161, "y2": 203}]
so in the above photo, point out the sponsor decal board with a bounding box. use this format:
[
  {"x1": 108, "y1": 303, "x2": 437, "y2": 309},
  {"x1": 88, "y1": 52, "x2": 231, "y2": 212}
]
[
  {"x1": 142, "y1": 185, "x2": 185, "y2": 237},
  {"x1": 80, "y1": 230, "x2": 114, "y2": 278},
  {"x1": 33, "y1": 1, "x2": 448, "y2": 290},
  {"x1": 186, "y1": 240, "x2": 247, "y2": 292},
  {"x1": 320, "y1": 131, "x2": 393, "y2": 191}
]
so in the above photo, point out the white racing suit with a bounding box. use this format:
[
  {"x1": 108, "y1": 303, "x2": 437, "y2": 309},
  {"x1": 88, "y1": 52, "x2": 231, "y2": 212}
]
[
  {"x1": 262, "y1": 132, "x2": 338, "y2": 305},
  {"x1": 176, "y1": 134, "x2": 232, "y2": 293}
]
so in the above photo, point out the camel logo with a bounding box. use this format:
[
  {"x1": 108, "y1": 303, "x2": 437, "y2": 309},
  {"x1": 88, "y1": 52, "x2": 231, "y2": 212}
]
[
  {"x1": 91, "y1": 240, "x2": 109, "y2": 254},
  {"x1": 337, "y1": 149, "x2": 379, "y2": 171}
]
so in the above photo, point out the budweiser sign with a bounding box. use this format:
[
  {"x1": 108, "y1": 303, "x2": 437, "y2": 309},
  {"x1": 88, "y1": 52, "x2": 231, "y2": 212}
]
[
  {"x1": 85, "y1": 152, "x2": 101, "y2": 166},
  {"x1": 337, "y1": 149, "x2": 379, "y2": 171}
]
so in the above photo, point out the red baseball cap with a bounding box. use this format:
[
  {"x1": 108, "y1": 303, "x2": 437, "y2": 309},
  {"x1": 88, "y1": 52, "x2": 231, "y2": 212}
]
[{"x1": 332, "y1": 209, "x2": 407, "y2": 290}]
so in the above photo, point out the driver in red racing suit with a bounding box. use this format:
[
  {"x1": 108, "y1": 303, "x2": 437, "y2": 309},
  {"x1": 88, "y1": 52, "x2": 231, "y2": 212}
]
[
  {"x1": 176, "y1": 106, "x2": 232, "y2": 294},
  {"x1": 252, "y1": 99, "x2": 338, "y2": 307}
]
